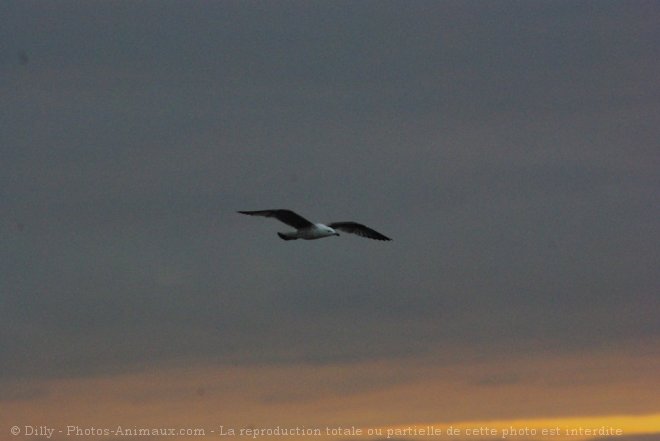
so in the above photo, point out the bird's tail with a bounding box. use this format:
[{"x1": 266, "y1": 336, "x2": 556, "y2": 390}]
[{"x1": 277, "y1": 232, "x2": 297, "y2": 241}]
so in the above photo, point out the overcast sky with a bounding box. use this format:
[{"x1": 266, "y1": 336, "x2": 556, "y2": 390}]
[{"x1": 1, "y1": 1, "x2": 659, "y2": 437}]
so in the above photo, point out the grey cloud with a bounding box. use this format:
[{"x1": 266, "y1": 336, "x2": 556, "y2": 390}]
[
  {"x1": 0, "y1": 380, "x2": 49, "y2": 402},
  {"x1": 473, "y1": 372, "x2": 524, "y2": 387},
  {"x1": 1, "y1": 1, "x2": 658, "y2": 380}
]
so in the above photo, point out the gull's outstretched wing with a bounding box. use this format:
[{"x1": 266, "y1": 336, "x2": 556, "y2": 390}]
[
  {"x1": 328, "y1": 222, "x2": 392, "y2": 241},
  {"x1": 238, "y1": 210, "x2": 314, "y2": 229}
]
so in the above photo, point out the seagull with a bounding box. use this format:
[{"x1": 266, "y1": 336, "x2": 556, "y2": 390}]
[{"x1": 238, "y1": 209, "x2": 392, "y2": 241}]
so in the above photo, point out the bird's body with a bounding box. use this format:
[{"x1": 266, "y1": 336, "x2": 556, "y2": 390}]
[
  {"x1": 238, "y1": 209, "x2": 391, "y2": 241},
  {"x1": 277, "y1": 223, "x2": 339, "y2": 241}
]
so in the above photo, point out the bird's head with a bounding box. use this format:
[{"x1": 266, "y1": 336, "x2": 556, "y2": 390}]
[{"x1": 322, "y1": 225, "x2": 340, "y2": 237}]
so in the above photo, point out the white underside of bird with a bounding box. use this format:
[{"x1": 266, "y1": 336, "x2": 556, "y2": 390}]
[
  {"x1": 277, "y1": 223, "x2": 339, "y2": 240},
  {"x1": 237, "y1": 209, "x2": 391, "y2": 241}
]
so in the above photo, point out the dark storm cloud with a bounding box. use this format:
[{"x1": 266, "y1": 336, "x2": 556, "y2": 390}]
[{"x1": 1, "y1": 1, "x2": 658, "y2": 379}]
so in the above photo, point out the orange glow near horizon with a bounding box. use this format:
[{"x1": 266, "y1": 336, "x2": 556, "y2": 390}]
[
  {"x1": 3, "y1": 347, "x2": 659, "y2": 441},
  {"x1": 382, "y1": 414, "x2": 660, "y2": 441}
]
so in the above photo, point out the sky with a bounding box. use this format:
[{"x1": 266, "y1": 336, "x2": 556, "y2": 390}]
[{"x1": 1, "y1": 1, "x2": 659, "y2": 440}]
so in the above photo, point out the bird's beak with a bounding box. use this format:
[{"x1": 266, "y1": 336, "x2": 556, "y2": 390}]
[{"x1": 335, "y1": 232, "x2": 340, "y2": 236}]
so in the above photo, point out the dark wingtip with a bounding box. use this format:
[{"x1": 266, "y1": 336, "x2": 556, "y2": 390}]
[{"x1": 277, "y1": 232, "x2": 296, "y2": 241}]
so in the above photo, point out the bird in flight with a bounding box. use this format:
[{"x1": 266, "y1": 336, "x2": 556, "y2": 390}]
[{"x1": 238, "y1": 209, "x2": 392, "y2": 241}]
